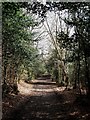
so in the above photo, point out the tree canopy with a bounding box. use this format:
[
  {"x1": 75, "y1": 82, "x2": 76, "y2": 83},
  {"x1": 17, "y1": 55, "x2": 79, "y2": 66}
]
[{"x1": 2, "y1": 2, "x2": 90, "y2": 96}]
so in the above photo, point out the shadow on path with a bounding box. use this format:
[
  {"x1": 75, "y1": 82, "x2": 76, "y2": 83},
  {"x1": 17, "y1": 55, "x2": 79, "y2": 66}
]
[{"x1": 29, "y1": 82, "x2": 56, "y2": 85}]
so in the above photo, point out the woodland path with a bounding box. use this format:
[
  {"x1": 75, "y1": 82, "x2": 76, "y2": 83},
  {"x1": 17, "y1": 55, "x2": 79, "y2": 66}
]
[{"x1": 2, "y1": 78, "x2": 90, "y2": 120}]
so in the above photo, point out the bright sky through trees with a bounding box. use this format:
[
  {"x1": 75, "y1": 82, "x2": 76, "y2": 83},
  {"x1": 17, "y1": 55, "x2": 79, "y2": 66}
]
[{"x1": 34, "y1": 8, "x2": 74, "y2": 57}]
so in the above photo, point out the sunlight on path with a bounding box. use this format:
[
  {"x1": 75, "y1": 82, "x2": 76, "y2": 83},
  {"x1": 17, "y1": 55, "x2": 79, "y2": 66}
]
[
  {"x1": 18, "y1": 79, "x2": 66, "y2": 96},
  {"x1": 18, "y1": 81, "x2": 33, "y2": 95}
]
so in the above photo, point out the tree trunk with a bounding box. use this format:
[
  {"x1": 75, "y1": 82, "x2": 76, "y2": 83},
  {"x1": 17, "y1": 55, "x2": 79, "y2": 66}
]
[
  {"x1": 84, "y1": 55, "x2": 90, "y2": 96},
  {"x1": 3, "y1": 65, "x2": 7, "y2": 84}
]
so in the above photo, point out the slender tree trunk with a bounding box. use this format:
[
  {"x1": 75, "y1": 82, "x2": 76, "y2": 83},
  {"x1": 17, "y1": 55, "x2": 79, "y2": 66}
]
[
  {"x1": 73, "y1": 61, "x2": 77, "y2": 89},
  {"x1": 77, "y1": 56, "x2": 81, "y2": 94},
  {"x1": 3, "y1": 65, "x2": 7, "y2": 84},
  {"x1": 84, "y1": 55, "x2": 90, "y2": 96},
  {"x1": 2, "y1": 42, "x2": 7, "y2": 84}
]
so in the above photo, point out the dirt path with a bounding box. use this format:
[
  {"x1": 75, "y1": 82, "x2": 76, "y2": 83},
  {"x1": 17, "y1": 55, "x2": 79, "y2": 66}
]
[{"x1": 2, "y1": 79, "x2": 90, "y2": 120}]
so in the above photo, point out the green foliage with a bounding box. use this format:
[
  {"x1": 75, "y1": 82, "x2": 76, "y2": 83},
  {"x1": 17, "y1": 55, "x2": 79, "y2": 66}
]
[
  {"x1": 2, "y1": 2, "x2": 46, "y2": 95},
  {"x1": 2, "y1": 2, "x2": 90, "y2": 96}
]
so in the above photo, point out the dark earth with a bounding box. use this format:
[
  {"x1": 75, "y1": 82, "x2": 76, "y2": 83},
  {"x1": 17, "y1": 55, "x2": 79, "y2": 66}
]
[{"x1": 2, "y1": 78, "x2": 90, "y2": 120}]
